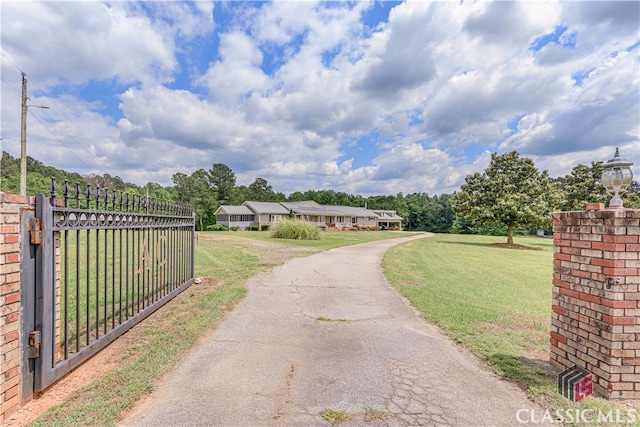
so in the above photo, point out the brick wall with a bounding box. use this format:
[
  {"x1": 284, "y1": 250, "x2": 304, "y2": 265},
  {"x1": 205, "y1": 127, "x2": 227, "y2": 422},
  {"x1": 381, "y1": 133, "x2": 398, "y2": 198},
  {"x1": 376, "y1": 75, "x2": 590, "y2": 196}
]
[
  {"x1": 0, "y1": 192, "x2": 34, "y2": 422},
  {"x1": 551, "y1": 208, "x2": 640, "y2": 399}
]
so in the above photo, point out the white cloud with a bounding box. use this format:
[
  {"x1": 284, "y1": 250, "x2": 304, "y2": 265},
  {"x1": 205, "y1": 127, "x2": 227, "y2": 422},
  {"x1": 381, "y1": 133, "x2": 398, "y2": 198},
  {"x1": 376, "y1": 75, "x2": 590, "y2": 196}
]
[
  {"x1": 1, "y1": 1, "x2": 178, "y2": 87},
  {"x1": 1, "y1": 0, "x2": 638, "y2": 196}
]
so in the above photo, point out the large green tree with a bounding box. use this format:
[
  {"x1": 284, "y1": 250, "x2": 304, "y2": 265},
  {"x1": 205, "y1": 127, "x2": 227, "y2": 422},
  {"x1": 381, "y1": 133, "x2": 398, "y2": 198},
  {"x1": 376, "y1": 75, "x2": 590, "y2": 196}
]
[
  {"x1": 208, "y1": 163, "x2": 236, "y2": 205},
  {"x1": 453, "y1": 151, "x2": 556, "y2": 244},
  {"x1": 173, "y1": 169, "x2": 216, "y2": 230},
  {"x1": 248, "y1": 177, "x2": 277, "y2": 202}
]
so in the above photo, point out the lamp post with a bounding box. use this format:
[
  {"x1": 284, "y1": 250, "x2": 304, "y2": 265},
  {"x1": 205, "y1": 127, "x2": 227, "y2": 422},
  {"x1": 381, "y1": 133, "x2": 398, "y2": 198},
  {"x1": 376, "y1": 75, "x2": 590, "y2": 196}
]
[
  {"x1": 20, "y1": 72, "x2": 49, "y2": 196},
  {"x1": 601, "y1": 147, "x2": 634, "y2": 209}
]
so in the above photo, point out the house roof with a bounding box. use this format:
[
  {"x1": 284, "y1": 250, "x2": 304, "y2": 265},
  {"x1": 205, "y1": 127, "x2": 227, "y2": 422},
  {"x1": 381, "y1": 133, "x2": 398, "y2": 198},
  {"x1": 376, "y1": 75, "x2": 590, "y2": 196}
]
[
  {"x1": 216, "y1": 201, "x2": 403, "y2": 221},
  {"x1": 373, "y1": 210, "x2": 404, "y2": 221},
  {"x1": 280, "y1": 201, "x2": 323, "y2": 210},
  {"x1": 243, "y1": 201, "x2": 290, "y2": 214},
  {"x1": 215, "y1": 205, "x2": 254, "y2": 215}
]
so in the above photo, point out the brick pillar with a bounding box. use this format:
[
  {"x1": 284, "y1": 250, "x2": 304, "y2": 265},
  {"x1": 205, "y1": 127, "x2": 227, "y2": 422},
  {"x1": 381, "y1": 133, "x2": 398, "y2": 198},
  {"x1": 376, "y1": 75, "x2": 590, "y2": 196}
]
[
  {"x1": 0, "y1": 192, "x2": 34, "y2": 422},
  {"x1": 551, "y1": 208, "x2": 640, "y2": 399}
]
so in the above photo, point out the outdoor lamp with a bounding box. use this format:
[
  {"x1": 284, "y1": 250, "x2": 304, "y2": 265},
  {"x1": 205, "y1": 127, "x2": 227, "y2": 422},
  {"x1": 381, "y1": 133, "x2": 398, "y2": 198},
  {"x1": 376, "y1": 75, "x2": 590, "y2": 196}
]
[{"x1": 601, "y1": 147, "x2": 633, "y2": 208}]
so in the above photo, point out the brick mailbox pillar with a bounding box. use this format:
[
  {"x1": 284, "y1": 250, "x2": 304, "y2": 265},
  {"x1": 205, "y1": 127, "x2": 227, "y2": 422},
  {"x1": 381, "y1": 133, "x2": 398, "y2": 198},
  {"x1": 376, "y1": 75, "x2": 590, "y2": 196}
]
[{"x1": 551, "y1": 208, "x2": 640, "y2": 399}]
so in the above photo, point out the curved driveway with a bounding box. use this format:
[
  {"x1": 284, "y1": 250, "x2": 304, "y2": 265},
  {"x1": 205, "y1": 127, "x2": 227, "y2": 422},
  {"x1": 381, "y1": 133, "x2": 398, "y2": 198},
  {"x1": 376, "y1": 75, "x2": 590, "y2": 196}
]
[{"x1": 124, "y1": 234, "x2": 543, "y2": 426}]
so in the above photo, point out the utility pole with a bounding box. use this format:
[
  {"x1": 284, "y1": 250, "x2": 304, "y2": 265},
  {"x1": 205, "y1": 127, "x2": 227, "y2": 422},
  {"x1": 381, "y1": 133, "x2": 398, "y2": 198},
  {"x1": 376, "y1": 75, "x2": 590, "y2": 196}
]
[
  {"x1": 19, "y1": 72, "x2": 48, "y2": 196},
  {"x1": 20, "y1": 72, "x2": 28, "y2": 196}
]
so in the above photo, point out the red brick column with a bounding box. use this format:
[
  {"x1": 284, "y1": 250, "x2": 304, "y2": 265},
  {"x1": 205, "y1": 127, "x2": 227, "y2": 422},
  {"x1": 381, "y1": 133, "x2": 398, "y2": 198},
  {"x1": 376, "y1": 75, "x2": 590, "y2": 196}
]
[
  {"x1": 0, "y1": 192, "x2": 34, "y2": 421},
  {"x1": 551, "y1": 209, "x2": 640, "y2": 399}
]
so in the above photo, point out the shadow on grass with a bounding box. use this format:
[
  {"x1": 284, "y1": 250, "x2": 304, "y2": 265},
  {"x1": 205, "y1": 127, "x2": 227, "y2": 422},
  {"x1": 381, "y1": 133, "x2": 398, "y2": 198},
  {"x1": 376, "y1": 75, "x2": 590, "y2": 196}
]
[
  {"x1": 439, "y1": 240, "x2": 545, "y2": 251},
  {"x1": 484, "y1": 353, "x2": 557, "y2": 392},
  {"x1": 438, "y1": 241, "x2": 499, "y2": 248}
]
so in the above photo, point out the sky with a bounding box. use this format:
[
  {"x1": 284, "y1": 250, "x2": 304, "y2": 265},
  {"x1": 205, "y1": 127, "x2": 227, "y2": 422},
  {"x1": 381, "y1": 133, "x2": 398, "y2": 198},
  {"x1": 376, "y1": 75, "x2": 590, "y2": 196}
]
[{"x1": 1, "y1": 0, "x2": 639, "y2": 197}]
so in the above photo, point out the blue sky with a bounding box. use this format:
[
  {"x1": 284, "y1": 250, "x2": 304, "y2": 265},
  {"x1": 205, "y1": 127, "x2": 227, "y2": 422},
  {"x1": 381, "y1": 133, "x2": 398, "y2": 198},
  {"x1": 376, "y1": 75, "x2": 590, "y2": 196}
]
[{"x1": 1, "y1": 1, "x2": 638, "y2": 196}]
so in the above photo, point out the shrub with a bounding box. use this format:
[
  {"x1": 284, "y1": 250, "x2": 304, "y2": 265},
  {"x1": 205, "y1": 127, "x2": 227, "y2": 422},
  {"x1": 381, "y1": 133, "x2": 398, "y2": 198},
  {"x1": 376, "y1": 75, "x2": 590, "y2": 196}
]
[
  {"x1": 230, "y1": 226, "x2": 240, "y2": 231},
  {"x1": 206, "y1": 224, "x2": 227, "y2": 231},
  {"x1": 261, "y1": 224, "x2": 270, "y2": 231},
  {"x1": 271, "y1": 219, "x2": 321, "y2": 240},
  {"x1": 247, "y1": 225, "x2": 260, "y2": 231}
]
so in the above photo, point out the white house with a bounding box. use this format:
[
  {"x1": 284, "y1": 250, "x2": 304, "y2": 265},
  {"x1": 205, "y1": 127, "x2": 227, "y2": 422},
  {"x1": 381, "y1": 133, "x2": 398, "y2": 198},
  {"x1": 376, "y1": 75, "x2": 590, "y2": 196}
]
[{"x1": 214, "y1": 201, "x2": 403, "y2": 231}]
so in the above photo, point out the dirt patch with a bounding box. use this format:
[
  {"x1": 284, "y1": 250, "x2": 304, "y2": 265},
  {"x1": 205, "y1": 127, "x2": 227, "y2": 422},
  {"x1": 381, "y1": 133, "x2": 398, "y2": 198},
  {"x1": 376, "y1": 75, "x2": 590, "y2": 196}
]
[{"x1": 491, "y1": 243, "x2": 541, "y2": 250}]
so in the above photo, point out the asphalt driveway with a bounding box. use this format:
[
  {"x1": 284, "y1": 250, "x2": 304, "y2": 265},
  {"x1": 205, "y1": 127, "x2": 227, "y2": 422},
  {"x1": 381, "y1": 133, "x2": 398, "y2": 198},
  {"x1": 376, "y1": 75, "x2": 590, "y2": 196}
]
[{"x1": 123, "y1": 233, "x2": 544, "y2": 426}]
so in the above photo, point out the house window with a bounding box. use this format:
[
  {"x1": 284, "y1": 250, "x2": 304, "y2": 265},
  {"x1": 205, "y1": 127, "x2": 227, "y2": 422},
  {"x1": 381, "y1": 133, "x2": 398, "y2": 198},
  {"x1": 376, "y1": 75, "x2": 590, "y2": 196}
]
[
  {"x1": 352, "y1": 217, "x2": 357, "y2": 224},
  {"x1": 337, "y1": 216, "x2": 344, "y2": 223},
  {"x1": 230, "y1": 214, "x2": 254, "y2": 222}
]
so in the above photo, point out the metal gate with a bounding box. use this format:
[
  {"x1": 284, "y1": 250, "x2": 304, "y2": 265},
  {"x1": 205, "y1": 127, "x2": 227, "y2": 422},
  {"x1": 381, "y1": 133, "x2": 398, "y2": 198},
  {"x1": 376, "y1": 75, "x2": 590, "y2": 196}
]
[{"x1": 23, "y1": 179, "x2": 195, "y2": 393}]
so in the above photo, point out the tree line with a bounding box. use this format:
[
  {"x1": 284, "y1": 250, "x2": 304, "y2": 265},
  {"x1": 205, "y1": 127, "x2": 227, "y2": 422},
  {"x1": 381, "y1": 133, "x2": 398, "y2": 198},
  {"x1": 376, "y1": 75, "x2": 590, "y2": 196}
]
[{"x1": 2, "y1": 150, "x2": 638, "y2": 235}]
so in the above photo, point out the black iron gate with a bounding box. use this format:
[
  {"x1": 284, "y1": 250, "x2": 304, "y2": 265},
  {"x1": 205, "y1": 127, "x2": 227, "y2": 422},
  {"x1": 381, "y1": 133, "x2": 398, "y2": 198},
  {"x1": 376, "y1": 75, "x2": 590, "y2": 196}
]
[{"x1": 23, "y1": 179, "x2": 195, "y2": 393}]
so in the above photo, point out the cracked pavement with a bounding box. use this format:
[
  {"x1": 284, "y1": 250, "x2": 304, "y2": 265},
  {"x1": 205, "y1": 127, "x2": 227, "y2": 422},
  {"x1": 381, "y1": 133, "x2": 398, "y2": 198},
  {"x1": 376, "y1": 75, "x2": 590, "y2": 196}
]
[{"x1": 123, "y1": 234, "x2": 545, "y2": 426}]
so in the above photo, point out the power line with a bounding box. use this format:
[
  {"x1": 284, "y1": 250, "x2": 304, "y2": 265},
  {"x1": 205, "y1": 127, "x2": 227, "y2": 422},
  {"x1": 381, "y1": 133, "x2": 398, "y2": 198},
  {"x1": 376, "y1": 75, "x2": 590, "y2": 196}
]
[
  {"x1": 27, "y1": 77, "x2": 111, "y2": 160},
  {"x1": 0, "y1": 50, "x2": 25, "y2": 74},
  {"x1": 29, "y1": 112, "x2": 95, "y2": 171},
  {"x1": 1, "y1": 76, "x2": 22, "y2": 95},
  {"x1": 2, "y1": 53, "x2": 111, "y2": 170}
]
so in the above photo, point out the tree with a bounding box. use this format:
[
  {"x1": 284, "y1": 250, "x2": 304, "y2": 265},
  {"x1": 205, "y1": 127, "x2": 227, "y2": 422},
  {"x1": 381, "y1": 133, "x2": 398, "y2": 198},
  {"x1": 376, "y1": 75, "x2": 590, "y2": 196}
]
[
  {"x1": 453, "y1": 151, "x2": 555, "y2": 244},
  {"x1": 249, "y1": 177, "x2": 276, "y2": 201},
  {"x1": 208, "y1": 163, "x2": 236, "y2": 205},
  {"x1": 559, "y1": 162, "x2": 607, "y2": 211},
  {"x1": 173, "y1": 169, "x2": 216, "y2": 231}
]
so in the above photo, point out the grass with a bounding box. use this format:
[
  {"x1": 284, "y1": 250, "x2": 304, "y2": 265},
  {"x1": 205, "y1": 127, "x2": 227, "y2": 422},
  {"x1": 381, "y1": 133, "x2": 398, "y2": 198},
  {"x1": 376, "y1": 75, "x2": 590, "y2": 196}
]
[
  {"x1": 206, "y1": 229, "x2": 419, "y2": 250},
  {"x1": 364, "y1": 406, "x2": 390, "y2": 422},
  {"x1": 382, "y1": 233, "x2": 640, "y2": 425},
  {"x1": 319, "y1": 408, "x2": 352, "y2": 425}
]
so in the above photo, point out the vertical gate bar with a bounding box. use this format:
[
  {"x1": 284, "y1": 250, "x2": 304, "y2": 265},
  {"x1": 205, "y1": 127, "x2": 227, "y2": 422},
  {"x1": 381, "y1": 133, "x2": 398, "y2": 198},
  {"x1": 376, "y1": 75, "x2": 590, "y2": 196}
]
[
  {"x1": 180, "y1": 229, "x2": 187, "y2": 283},
  {"x1": 96, "y1": 225, "x2": 100, "y2": 339},
  {"x1": 191, "y1": 211, "x2": 195, "y2": 281},
  {"x1": 173, "y1": 226, "x2": 177, "y2": 290},
  {"x1": 63, "y1": 229, "x2": 69, "y2": 360},
  {"x1": 185, "y1": 228, "x2": 189, "y2": 282},
  {"x1": 153, "y1": 225, "x2": 158, "y2": 302},
  {"x1": 117, "y1": 227, "x2": 121, "y2": 325},
  {"x1": 76, "y1": 230, "x2": 81, "y2": 353},
  {"x1": 75, "y1": 229, "x2": 80, "y2": 353},
  {"x1": 103, "y1": 227, "x2": 108, "y2": 334},
  {"x1": 125, "y1": 225, "x2": 129, "y2": 320},
  {"x1": 151, "y1": 225, "x2": 156, "y2": 302},
  {"x1": 168, "y1": 226, "x2": 172, "y2": 291},
  {"x1": 145, "y1": 226, "x2": 150, "y2": 307},
  {"x1": 147, "y1": 225, "x2": 152, "y2": 305},
  {"x1": 85, "y1": 228, "x2": 91, "y2": 346},
  {"x1": 148, "y1": 225, "x2": 152, "y2": 305},
  {"x1": 173, "y1": 226, "x2": 177, "y2": 291},
  {"x1": 141, "y1": 226, "x2": 145, "y2": 309},
  {"x1": 112, "y1": 227, "x2": 116, "y2": 327},
  {"x1": 149, "y1": 225, "x2": 153, "y2": 304},
  {"x1": 181, "y1": 228, "x2": 185, "y2": 284},
  {"x1": 178, "y1": 229, "x2": 182, "y2": 285},
  {"x1": 136, "y1": 226, "x2": 141, "y2": 313}
]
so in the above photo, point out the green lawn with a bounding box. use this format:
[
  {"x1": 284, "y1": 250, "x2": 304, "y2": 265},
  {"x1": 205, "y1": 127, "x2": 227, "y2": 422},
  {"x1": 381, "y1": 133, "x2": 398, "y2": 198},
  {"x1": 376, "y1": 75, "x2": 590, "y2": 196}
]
[
  {"x1": 201, "y1": 229, "x2": 421, "y2": 250},
  {"x1": 383, "y1": 233, "x2": 639, "y2": 425}
]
